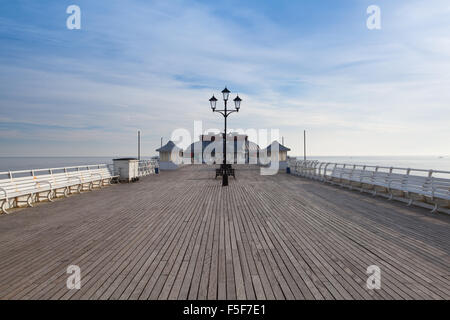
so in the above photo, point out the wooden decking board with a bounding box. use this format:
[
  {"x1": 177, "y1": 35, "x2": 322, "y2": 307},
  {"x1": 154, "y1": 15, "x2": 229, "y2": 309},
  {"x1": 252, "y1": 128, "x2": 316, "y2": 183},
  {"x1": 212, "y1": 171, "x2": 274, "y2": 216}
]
[
  {"x1": 258, "y1": 187, "x2": 403, "y2": 300},
  {"x1": 243, "y1": 172, "x2": 446, "y2": 300},
  {"x1": 305, "y1": 199, "x2": 449, "y2": 298},
  {"x1": 73, "y1": 184, "x2": 196, "y2": 299},
  {"x1": 320, "y1": 190, "x2": 450, "y2": 266},
  {"x1": 232, "y1": 187, "x2": 275, "y2": 300},
  {"x1": 196, "y1": 186, "x2": 219, "y2": 300},
  {"x1": 235, "y1": 185, "x2": 286, "y2": 300},
  {"x1": 306, "y1": 183, "x2": 450, "y2": 253},
  {"x1": 262, "y1": 186, "x2": 431, "y2": 299},
  {"x1": 254, "y1": 187, "x2": 355, "y2": 300},
  {"x1": 217, "y1": 192, "x2": 227, "y2": 300},
  {"x1": 228, "y1": 185, "x2": 256, "y2": 300},
  {"x1": 131, "y1": 185, "x2": 207, "y2": 300},
  {"x1": 59, "y1": 188, "x2": 188, "y2": 300},
  {"x1": 241, "y1": 189, "x2": 304, "y2": 300},
  {"x1": 0, "y1": 165, "x2": 448, "y2": 300},
  {"x1": 251, "y1": 185, "x2": 355, "y2": 300},
  {"x1": 206, "y1": 187, "x2": 221, "y2": 300},
  {"x1": 159, "y1": 187, "x2": 214, "y2": 300},
  {"x1": 171, "y1": 186, "x2": 214, "y2": 300},
  {"x1": 1, "y1": 205, "x2": 143, "y2": 299},
  {"x1": 270, "y1": 182, "x2": 446, "y2": 300},
  {"x1": 58, "y1": 182, "x2": 202, "y2": 300},
  {"x1": 0, "y1": 183, "x2": 176, "y2": 295}
]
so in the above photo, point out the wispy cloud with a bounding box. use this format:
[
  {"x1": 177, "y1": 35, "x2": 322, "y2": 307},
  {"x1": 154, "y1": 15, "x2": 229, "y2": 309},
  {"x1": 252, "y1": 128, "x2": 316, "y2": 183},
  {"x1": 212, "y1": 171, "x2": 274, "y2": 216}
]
[{"x1": 0, "y1": 0, "x2": 449, "y2": 156}]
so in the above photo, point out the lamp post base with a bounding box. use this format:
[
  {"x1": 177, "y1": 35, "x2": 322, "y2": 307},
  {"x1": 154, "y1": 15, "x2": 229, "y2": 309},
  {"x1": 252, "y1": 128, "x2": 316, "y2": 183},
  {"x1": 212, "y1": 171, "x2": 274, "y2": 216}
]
[
  {"x1": 222, "y1": 173, "x2": 229, "y2": 186},
  {"x1": 216, "y1": 164, "x2": 232, "y2": 186}
]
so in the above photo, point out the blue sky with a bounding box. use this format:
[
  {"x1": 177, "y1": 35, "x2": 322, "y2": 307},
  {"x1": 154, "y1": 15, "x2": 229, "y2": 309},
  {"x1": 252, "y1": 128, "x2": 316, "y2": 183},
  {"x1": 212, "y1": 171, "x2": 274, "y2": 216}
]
[{"x1": 0, "y1": 0, "x2": 449, "y2": 156}]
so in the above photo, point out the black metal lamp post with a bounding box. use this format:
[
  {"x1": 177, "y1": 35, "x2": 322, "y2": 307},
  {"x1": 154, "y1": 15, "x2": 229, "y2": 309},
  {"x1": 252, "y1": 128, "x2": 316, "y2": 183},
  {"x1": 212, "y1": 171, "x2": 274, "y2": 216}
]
[{"x1": 210, "y1": 87, "x2": 242, "y2": 186}]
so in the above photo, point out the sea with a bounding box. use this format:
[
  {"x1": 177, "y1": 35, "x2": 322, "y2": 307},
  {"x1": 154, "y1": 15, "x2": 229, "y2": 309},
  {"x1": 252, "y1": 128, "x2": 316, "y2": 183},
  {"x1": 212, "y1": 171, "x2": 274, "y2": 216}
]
[{"x1": 0, "y1": 156, "x2": 449, "y2": 173}]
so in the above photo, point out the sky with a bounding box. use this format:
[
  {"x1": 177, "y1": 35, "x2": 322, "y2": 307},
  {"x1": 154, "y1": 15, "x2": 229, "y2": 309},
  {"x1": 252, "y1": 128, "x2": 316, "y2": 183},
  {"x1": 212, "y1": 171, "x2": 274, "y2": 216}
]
[{"x1": 0, "y1": 0, "x2": 449, "y2": 157}]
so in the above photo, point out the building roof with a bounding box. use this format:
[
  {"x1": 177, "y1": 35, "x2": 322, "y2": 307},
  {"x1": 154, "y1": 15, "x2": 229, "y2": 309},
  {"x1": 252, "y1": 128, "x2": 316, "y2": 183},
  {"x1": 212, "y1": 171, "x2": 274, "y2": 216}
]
[
  {"x1": 201, "y1": 133, "x2": 248, "y2": 142},
  {"x1": 247, "y1": 141, "x2": 260, "y2": 152},
  {"x1": 156, "y1": 140, "x2": 182, "y2": 152},
  {"x1": 185, "y1": 140, "x2": 260, "y2": 153},
  {"x1": 184, "y1": 141, "x2": 212, "y2": 153},
  {"x1": 265, "y1": 141, "x2": 291, "y2": 152}
]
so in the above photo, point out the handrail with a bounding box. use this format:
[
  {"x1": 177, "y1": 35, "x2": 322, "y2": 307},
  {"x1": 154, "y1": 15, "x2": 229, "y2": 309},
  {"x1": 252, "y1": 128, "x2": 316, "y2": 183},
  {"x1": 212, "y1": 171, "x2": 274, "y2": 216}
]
[
  {"x1": 0, "y1": 164, "x2": 109, "y2": 176},
  {"x1": 288, "y1": 160, "x2": 450, "y2": 176}
]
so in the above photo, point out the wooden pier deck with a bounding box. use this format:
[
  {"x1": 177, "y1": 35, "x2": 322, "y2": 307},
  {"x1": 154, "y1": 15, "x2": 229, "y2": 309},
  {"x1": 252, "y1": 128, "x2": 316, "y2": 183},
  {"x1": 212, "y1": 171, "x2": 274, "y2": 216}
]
[{"x1": 0, "y1": 165, "x2": 449, "y2": 300}]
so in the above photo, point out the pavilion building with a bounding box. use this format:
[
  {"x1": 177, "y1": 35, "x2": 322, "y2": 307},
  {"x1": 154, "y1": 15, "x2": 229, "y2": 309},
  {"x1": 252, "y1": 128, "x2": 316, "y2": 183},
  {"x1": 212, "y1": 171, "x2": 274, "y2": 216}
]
[{"x1": 184, "y1": 132, "x2": 260, "y2": 165}]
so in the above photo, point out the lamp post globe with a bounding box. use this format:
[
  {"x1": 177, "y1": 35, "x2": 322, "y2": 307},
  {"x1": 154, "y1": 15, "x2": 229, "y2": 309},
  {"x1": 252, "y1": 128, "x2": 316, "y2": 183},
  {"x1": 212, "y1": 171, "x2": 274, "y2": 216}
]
[
  {"x1": 221, "y1": 87, "x2": 230, "y2": 101},
  {"x1": 209, "y1": 95, "x2": 217, "y2": 111},
  {"x1": 233, "y1": 95, "x2": 241, "y2": 111}
]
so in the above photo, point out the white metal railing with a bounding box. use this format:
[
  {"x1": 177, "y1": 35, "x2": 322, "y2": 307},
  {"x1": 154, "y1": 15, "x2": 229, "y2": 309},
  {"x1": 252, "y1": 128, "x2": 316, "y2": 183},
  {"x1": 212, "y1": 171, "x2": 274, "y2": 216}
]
[
  {"x1": 0, "y1": 164, "x2": 112, "y2": 180},
  {"x1": 138, "y1": 160, "x2": 159, "y2": 177},
  {"x1": 288, "y1": 159, "x2": 450, "y2": 214}
]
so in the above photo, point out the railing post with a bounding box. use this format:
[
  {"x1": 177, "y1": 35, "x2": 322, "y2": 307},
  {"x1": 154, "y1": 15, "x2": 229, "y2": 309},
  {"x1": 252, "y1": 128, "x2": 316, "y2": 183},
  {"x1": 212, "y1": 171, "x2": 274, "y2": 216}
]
[{"x1": 403, "y1": 168, "x2": 411, "y2": 189}]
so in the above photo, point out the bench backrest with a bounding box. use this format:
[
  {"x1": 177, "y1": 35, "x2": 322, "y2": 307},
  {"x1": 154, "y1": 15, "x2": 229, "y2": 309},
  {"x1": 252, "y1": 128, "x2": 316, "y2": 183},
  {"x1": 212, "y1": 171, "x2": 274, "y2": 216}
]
[
  {"x1": 289, "y1": 160, "x2": 450, "y2": 199},
  {"x1": 0, "y1": 164, "x2": 112, "y2": 199}
]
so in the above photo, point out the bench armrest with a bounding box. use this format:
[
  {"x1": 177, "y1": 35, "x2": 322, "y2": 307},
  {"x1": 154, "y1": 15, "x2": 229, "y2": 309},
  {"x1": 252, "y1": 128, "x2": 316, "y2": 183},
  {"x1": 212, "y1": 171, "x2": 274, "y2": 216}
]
[
  {"x1": 0, "y1": 187, "x2": 8, "y2": 200},
  {"x1": 91, "y1": 173, "x2": 103, "y2": 180},
  {"x1": 68, "y1": 176, "x2": 82, "y2": 184},
  {"x1": 388, "y1": 178, "x2": 405, "y2": 189},
  {"x1": 36, "y1": 180, "x2": 53, "y2": 190}
]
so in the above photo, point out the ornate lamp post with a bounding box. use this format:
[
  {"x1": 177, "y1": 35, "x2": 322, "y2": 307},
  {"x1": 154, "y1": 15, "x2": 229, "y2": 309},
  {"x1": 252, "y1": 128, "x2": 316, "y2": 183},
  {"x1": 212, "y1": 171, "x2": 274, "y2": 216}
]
[{"x1": 209, "y1": 87, "x2": 242, "y2": 186}]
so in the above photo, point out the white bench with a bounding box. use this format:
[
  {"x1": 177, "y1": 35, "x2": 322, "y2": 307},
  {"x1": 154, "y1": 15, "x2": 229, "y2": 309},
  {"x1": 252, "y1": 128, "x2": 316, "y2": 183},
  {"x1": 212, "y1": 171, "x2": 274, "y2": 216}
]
[
  {"x1": 288, "y1": 160, "x2": 450, "y2": 214},
  {"x1": 0, "y1": 164, "x2": 118, "y2": 214}
]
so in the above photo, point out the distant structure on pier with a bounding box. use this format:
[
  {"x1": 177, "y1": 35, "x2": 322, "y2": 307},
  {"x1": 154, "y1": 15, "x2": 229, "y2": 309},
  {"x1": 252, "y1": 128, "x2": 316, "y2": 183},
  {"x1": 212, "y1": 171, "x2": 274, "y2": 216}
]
[
  {"x1": 185, "y1": 132, "x2": 260, "y2": 165},
  {"x1": 156, "y1": 132, "x2": 291, "y2": 170},
  {"x1": 156, "y1": 140, "x2": 183, "y2": 170},
  {"x1": 265, "y1": 141, "x2": 291, "y2": 170}
]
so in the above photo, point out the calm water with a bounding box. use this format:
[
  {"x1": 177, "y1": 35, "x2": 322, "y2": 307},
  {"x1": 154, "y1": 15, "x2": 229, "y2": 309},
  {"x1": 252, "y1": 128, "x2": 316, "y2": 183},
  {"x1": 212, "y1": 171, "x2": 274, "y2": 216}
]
[{"x1": 0, "y1": 156, "x2": 449, "y2": 172}]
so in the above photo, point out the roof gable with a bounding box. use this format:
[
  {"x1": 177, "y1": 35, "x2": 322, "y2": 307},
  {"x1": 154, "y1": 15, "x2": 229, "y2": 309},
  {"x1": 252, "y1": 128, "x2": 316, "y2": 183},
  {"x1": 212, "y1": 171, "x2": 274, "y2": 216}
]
[
  {"x1": 265, "y1": 141, "x2": 291, "y2": 152},
  {"x1": 156, "y1": 140, "x2": 182, "y2": 152}
]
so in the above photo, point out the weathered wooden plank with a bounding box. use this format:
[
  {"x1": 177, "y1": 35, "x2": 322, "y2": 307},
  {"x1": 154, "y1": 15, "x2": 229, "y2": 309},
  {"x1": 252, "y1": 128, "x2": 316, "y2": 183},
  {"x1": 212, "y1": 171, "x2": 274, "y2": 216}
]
[{"x1": 0, "y1": 165, "x2": 448, "y2": 300}]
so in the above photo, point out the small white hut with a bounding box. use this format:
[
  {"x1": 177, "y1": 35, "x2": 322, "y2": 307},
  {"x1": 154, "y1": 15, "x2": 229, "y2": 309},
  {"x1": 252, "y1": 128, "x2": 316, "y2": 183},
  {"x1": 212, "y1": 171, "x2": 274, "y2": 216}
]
[
  {"x1": 263, "y1": 141, "x2": 291, "y2": 170},
  {"x1": 156, "y1": 141, "x2": 183, "y2": 170}
]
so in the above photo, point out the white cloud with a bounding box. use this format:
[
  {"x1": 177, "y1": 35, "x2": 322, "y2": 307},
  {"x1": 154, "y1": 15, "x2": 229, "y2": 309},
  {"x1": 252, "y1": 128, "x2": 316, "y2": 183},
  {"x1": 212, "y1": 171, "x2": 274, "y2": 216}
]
[{"x1": 0, "y1": 0, "x2": 449, "y2": 157}]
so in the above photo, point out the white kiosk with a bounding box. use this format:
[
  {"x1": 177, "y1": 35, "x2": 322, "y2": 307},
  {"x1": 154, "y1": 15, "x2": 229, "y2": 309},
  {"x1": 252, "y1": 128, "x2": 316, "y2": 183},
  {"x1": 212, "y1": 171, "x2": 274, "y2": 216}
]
[
  {"x1": 264, "y1": 141, "x2": 291, "y2": 171},
  {"x1": 113, "y1": 158, "x2": 139, "y2": 182},
  {"x1": 156, "y1": 141, "x2": 183, "y2": 170}
]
